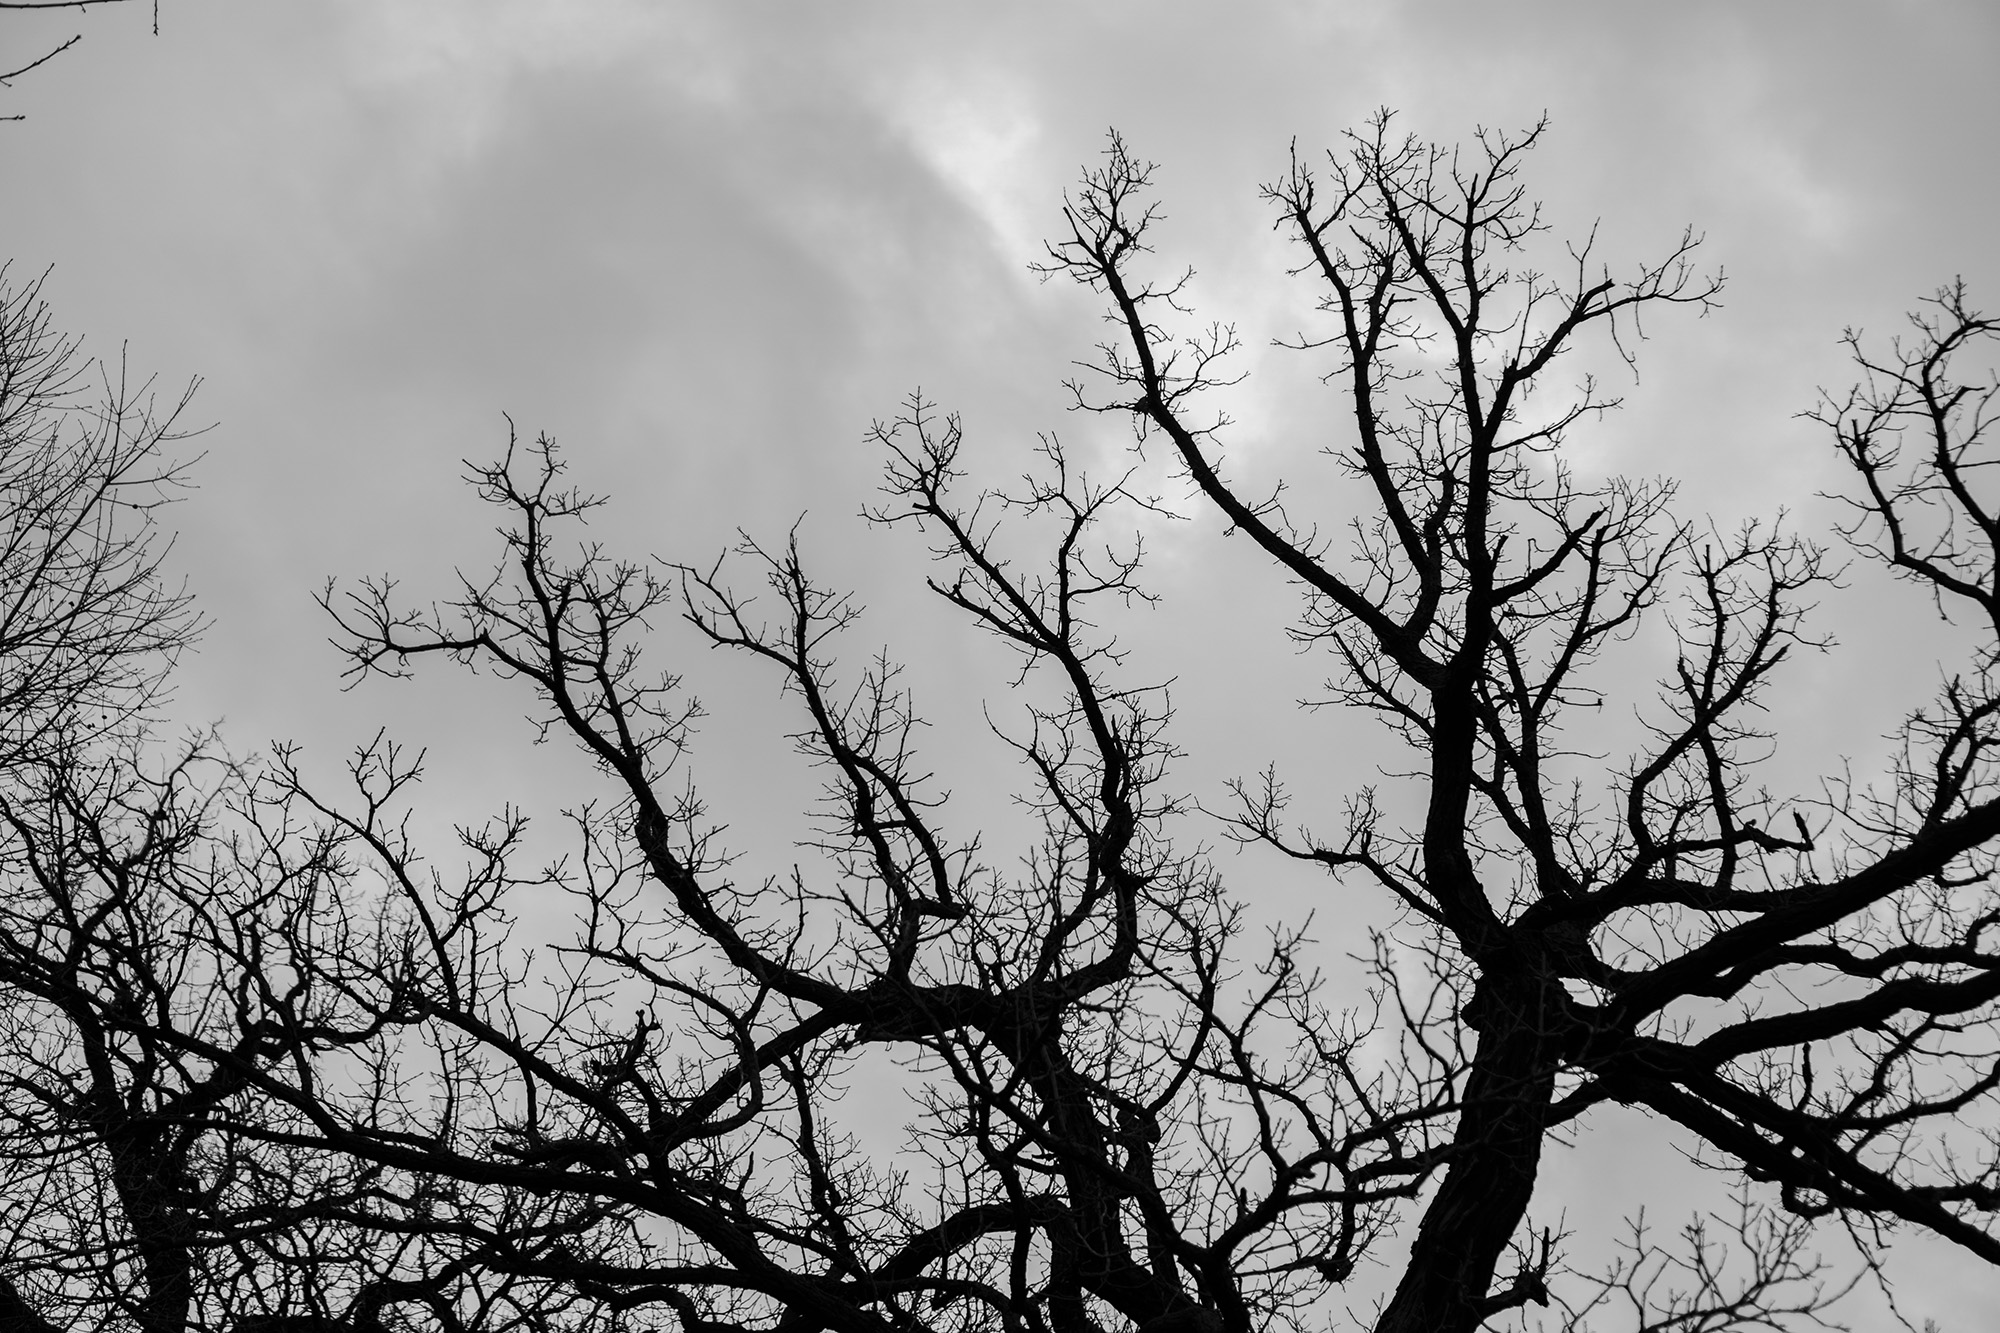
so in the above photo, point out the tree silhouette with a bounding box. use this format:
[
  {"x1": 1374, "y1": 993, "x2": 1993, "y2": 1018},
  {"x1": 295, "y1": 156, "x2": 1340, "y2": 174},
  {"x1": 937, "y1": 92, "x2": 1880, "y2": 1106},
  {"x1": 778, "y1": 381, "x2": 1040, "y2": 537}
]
[{"x1": 3, "y1": 116, "x2": 1999, "y2": 1333}]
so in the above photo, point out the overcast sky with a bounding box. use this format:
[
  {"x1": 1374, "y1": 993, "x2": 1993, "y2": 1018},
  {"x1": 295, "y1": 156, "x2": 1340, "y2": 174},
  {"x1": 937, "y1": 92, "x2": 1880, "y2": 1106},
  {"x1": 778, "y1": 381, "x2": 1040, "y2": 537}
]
[{"x1": 6, "y1": 2, "x2": 2000, "y2": 1325}]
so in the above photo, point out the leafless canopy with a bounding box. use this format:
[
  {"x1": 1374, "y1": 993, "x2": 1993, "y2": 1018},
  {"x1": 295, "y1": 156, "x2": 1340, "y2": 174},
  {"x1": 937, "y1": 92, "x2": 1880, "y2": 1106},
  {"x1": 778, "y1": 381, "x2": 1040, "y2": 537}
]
[{"x1": 2, "y1": 116, "x2": 1999, "y2": 1333}]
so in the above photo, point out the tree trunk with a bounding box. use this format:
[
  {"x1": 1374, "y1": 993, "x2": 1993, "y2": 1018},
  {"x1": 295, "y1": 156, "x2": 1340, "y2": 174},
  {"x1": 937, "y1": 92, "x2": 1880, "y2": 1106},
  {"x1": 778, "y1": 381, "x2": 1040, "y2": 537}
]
[
  {"x1": 107, "y1": 1132, "x2": 194, "y2": 1333},
  {"x1": 1374, "y1": 983, "x2": 1557, "y2": 1333}
]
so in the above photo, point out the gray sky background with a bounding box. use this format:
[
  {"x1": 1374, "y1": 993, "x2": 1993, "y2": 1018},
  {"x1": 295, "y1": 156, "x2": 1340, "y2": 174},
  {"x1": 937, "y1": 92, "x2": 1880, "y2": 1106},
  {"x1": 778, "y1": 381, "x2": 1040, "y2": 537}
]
[{"x1": 5, "y1": 2, "x2": 2000, "y2": 1326}]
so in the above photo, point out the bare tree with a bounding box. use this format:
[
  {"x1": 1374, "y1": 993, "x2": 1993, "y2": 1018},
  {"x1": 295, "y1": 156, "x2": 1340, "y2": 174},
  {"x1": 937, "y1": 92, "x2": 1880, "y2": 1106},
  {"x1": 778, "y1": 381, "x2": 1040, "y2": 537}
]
[
  {"x1": 0, "y1": 265, "x2": 198, "y2": 759},
  {"x1": 4, "y1": 115, "x2": 2000, "y2": 1333},
  {"x1": 0, "y1": 726, "x2": 618, "y2": 1333},
  {"x1": 1037, "y1": 116, "x2": 2000, "y2": 1331},
  {"x1": 0, "y1": 279, "x2": 523, "y2": 1333}
]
